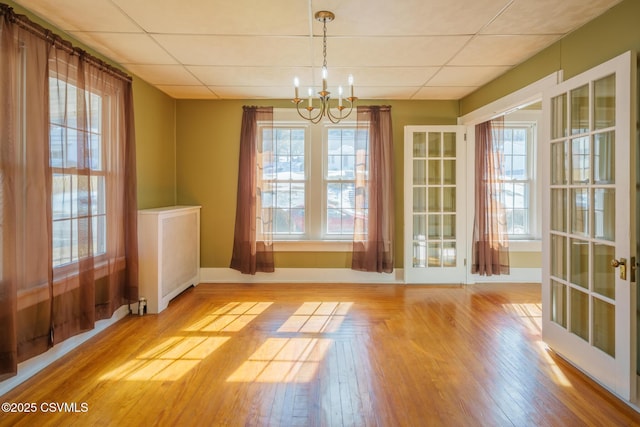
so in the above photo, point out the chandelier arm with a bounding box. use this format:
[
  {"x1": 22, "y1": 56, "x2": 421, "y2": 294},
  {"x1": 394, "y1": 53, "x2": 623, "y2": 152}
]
[
  {"x1": 326, "y1": 108, "x2": 345, "y2": 123},
  {"x1": 326, "y1": 100, "x2": 355, "y2": 123},
  {"x1": 325, "y1": 110, "x2": 342, "y2": 124},
  {"x1": 295, "y1": 101, "x2": 324, "y2": 124}
]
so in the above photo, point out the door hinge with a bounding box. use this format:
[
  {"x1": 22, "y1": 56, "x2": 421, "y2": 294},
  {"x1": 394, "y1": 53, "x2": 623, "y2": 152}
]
[
  {"x1": 464, "y1": 258, "x2": 467, "y2": 266},
  {"x1": 463, "y1": 133, "x2": 467, "y2": 142}
]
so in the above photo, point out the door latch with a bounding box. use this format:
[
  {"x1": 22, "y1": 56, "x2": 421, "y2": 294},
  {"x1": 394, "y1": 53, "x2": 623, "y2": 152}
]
[{"x1": 611, "y1": 257, "x2": 627, "y2": 280}]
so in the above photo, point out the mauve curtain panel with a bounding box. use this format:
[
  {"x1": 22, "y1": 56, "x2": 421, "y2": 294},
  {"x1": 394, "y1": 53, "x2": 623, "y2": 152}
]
[
  {"x1": 0, "y1": 5, "x2": 138, "y2": 380},
  {"x1": 230, "y1": 106, "x2": 275, "y2": 274},
  {"x1": 471, "y1": 116, "x2": 510, "y2": 276},
  {"x1": 352, "y1": 105, "x2": 395, "y2": 273}
]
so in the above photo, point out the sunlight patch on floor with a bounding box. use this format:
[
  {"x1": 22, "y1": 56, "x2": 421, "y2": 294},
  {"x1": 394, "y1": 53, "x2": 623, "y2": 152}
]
[
  {"x1": 227, "y1": 301, "x2": 352, "y2": 382},
  {"x1": 227, "y1": 337, "x2": 332, "y2": 383},
  {"x1": 184, "y1": 301, "x2": 273, "y2": 332},
  {"x1": 502, "y1": 302, "x2": 571, "y2": 386},
  {"x1": 278, "y1": 302, "x2": 353, "y2": 333},
  {"x1": 100, "y1": 336, "x2": 229, "y2": 381},
  {"x1": 503, "y1": 302, "x2": 542, "y2": 334},
  {"x1": 536, "y1": 341, "x2": 572, "y2": 387}
]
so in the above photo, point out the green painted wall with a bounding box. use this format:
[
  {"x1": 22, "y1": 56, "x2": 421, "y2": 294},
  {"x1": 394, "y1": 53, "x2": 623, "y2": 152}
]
[
  {"x1": 175, "y1": 99, "x2": 459, "y2": 268},
  {"x1": 460, "y1": 0, "x2": 640, "y2": 115},
  {"x1": 133, "y1": 77, "x2": 177, "y2": 209},
  {"x1": 510, "y1": 252, "x2": 542, "y2": 269}
]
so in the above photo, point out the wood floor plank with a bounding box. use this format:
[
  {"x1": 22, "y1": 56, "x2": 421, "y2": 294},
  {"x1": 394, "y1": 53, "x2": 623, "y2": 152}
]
[{"x1": 1, "y1": 283, "x2": 640, "y2": 426}]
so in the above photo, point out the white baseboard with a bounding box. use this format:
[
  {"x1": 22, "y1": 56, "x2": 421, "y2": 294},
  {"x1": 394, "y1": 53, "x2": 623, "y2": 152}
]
[
  {"x1": 200, "y1": 267, "x2": 540, "y2": 285},
  {"x1": 0, "y1": 304, "x2": 131, "y2": 397},
  {"x1": 468, "y1": 268, "x2": 541, "y2": 284},
  {"x1": 200, "y1": 267, "x2": 405, "y2": 284}
]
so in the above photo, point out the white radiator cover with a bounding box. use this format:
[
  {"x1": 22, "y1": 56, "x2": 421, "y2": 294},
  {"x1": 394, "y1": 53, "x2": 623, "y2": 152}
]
[{"x1": 137, "y1": 205, "x2": 201, "y2": 313}]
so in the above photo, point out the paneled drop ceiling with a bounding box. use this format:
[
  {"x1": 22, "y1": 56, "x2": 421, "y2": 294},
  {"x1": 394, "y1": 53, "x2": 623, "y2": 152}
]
[{"x1": 12, "y1": 0, "x2": 622, "y2": 100}]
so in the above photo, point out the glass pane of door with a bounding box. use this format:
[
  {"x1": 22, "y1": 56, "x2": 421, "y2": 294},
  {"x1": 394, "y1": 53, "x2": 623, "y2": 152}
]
[
  {"x1": 405, "y1": 126, "x2": 465, "y2": 284},
  {"x1": 412, "y1": 131, "x2": 457, "y2": 268},
  {"x1": 548, "y1": 72, "x2": 621, "y2": 361}
]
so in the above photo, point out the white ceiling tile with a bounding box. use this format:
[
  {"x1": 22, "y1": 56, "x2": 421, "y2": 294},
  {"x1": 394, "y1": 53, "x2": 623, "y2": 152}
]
[
  {"x1": 68, "y1": 32, "x2": 177, "y2": 65},
  {"x1": 413, "y1": 86, "x2": 478, "y2": 100},
  {"x1": 448, "y1": 35, "x2": 560, "y2": 66},
  {"x1": 156, "y1": 85, "x2": 220, "y2": 99},
  {"x1": 187, "y1": 66, "x2": 314, "y2": 87},
  {"x1": 428, "y1": 66, "x2": 511, "y2": 86},
  {"x1": 313, "y1": 36, "x2": 472, "y2": 67},
  {"x1": 14, "y1": 0, "x2": 140, "y2": 32},
  {"x1": 315, "y1": 0, "x2": 512, "y2": 35},
  {"x1": 111, "y1": 0, "x2": 309, "y2": 35},
  {"x1": 209, "y1": 86, "x2": 295, "y2": 99},
  {"x1": 152, "y1": 35, "x2": 313, "y2": 67},
  {"x1": 483, "y1": 0, "x2": 623, "y2": 34},
  {"x1": 354, "y1": 86, "x2": 423, "y2": 100},
  {"x1": 312, "y1": 67, "x2": 441, "y2": 87},
  {"x1": 123, "y1": 65, "x2": 201, "y2": 85}
]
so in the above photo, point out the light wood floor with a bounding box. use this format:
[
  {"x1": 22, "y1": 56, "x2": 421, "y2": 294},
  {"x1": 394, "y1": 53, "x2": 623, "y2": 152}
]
[{"x1": 2, "y1": 282, "x2": 640, "y2": 426}]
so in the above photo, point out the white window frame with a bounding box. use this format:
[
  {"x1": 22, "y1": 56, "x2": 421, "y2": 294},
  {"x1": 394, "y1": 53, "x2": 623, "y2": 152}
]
[
  {"x1": 258, "y1": 121, "x2": 309, "y2": 240},
  {"x1": 497, "y1": 118, "x2": 539, "y2": 240},
  {"x1": 262, "y1": 109, "x2": 360, "y2": 251},
  {"x1": 49, "y1": 73, "x2": 110, "y2": 270},
  {"x1": 322, "y1": 123, "x2": 361, "y2": 240}
]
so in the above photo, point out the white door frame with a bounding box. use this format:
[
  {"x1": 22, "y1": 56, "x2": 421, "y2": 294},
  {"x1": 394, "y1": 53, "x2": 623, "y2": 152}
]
[{"x1": 458, "y1": 73, "x2": 561, "y2": 284}]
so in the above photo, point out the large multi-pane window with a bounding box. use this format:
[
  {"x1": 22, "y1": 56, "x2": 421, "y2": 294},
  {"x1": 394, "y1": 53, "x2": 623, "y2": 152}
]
[
  {"x1": 258, "y1": 117, "x2": 364, "y2": 241},
  {"x1": 50, "y1": 77, "x2": 107, "y2": 266},
  {"x1": 261, "y1": 125, "x2": 306, "y2": 237},
  {"x1": 494, "y1": 123, "x2": 536, "y2": 237},
  {"x1": 325, "y1": 127, "x2": 364, "y2": 236}
]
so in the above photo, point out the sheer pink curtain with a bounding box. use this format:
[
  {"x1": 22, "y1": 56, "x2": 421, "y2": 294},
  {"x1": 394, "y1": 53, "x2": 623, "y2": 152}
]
[
  {"x1": 0, "y1": 5, "x2": 138, "y2": 379},
  {"x1": 471, "y1": 116, "x2": 509, "y2": 276},
  {"x1": 0, "y1": 7, "x2": 51, "y2": 377},
  {"x1": 230, "y1": 106, "x2": 275, "y2": 274},
  {"x1": 48, "y1": 40, "x2": 139, "y2": 340},
  {"x1": 352, "y1": 106, "x2": 395, "y2": 273}
]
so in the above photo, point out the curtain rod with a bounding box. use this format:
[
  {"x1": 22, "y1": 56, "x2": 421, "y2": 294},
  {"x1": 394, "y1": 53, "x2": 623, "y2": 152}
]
[{"x1": 0, "y1": 3, "x2": 132, "y2": 83}]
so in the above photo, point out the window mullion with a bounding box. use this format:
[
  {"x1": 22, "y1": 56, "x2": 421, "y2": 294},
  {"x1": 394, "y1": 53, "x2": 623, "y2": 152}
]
[{"x1": 308, "y1": 124, "x2": 323, "y2": 240}]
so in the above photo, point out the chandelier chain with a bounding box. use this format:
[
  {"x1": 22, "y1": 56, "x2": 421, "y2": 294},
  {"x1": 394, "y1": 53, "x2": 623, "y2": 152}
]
[{"x1": 322, "y1": 18, "x2": 328, "y2": 70}]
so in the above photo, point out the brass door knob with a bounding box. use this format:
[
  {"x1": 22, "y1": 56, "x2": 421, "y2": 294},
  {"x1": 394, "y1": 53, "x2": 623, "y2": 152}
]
[{"x1": 611, "y1": 258, "x2": 626, "y2": 268}]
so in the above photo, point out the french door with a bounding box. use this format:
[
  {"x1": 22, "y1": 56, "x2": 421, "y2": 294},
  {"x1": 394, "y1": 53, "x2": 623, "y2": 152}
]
[
  {"x1": 541, "y1": 51, "x2": 636, "y2": 400},
  {"x1": 404, "y1": 126, "x2": 466, "y2": 283}
]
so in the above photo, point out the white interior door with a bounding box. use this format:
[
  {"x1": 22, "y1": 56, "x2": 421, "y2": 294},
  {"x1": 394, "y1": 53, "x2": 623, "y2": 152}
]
[
  {"x1": 541, "y1": 51, "x2": 637, "y2": 400},
  {"x1": 404, "y1": 126, "x2": 466, "y2": 283}
]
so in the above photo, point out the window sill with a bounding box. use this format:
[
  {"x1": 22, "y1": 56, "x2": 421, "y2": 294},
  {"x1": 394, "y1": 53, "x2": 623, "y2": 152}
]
[
  {"x1": 17, "y1": 256, "x2": 126, "y2": 310},
  {"x1": 273, "y1": 240, "x2": 353, "y2": 252}
]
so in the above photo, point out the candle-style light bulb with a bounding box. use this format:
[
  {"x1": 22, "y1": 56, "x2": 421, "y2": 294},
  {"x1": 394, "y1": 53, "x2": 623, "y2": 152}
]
[
  {"x1": 294, "y1": 77, "x2": 299, "y2": 98},
  {"x1": 348, "y1": 74, "x2": 354, "y2": 98},
  {"x1": 322, "y1": 67, "x2": 328, "y2": 91},
  {"x1": 308, "y1": 87, "x2": 313, "y2": 108},
  {"x1": 338, "y1": 86, "x2": 343, "y2": 107}
]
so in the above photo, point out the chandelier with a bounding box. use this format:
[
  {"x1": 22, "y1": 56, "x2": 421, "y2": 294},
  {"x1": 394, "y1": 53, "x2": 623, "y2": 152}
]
[{"x1": 292, "y1": 11, "x2": 356, "y2": 124}]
